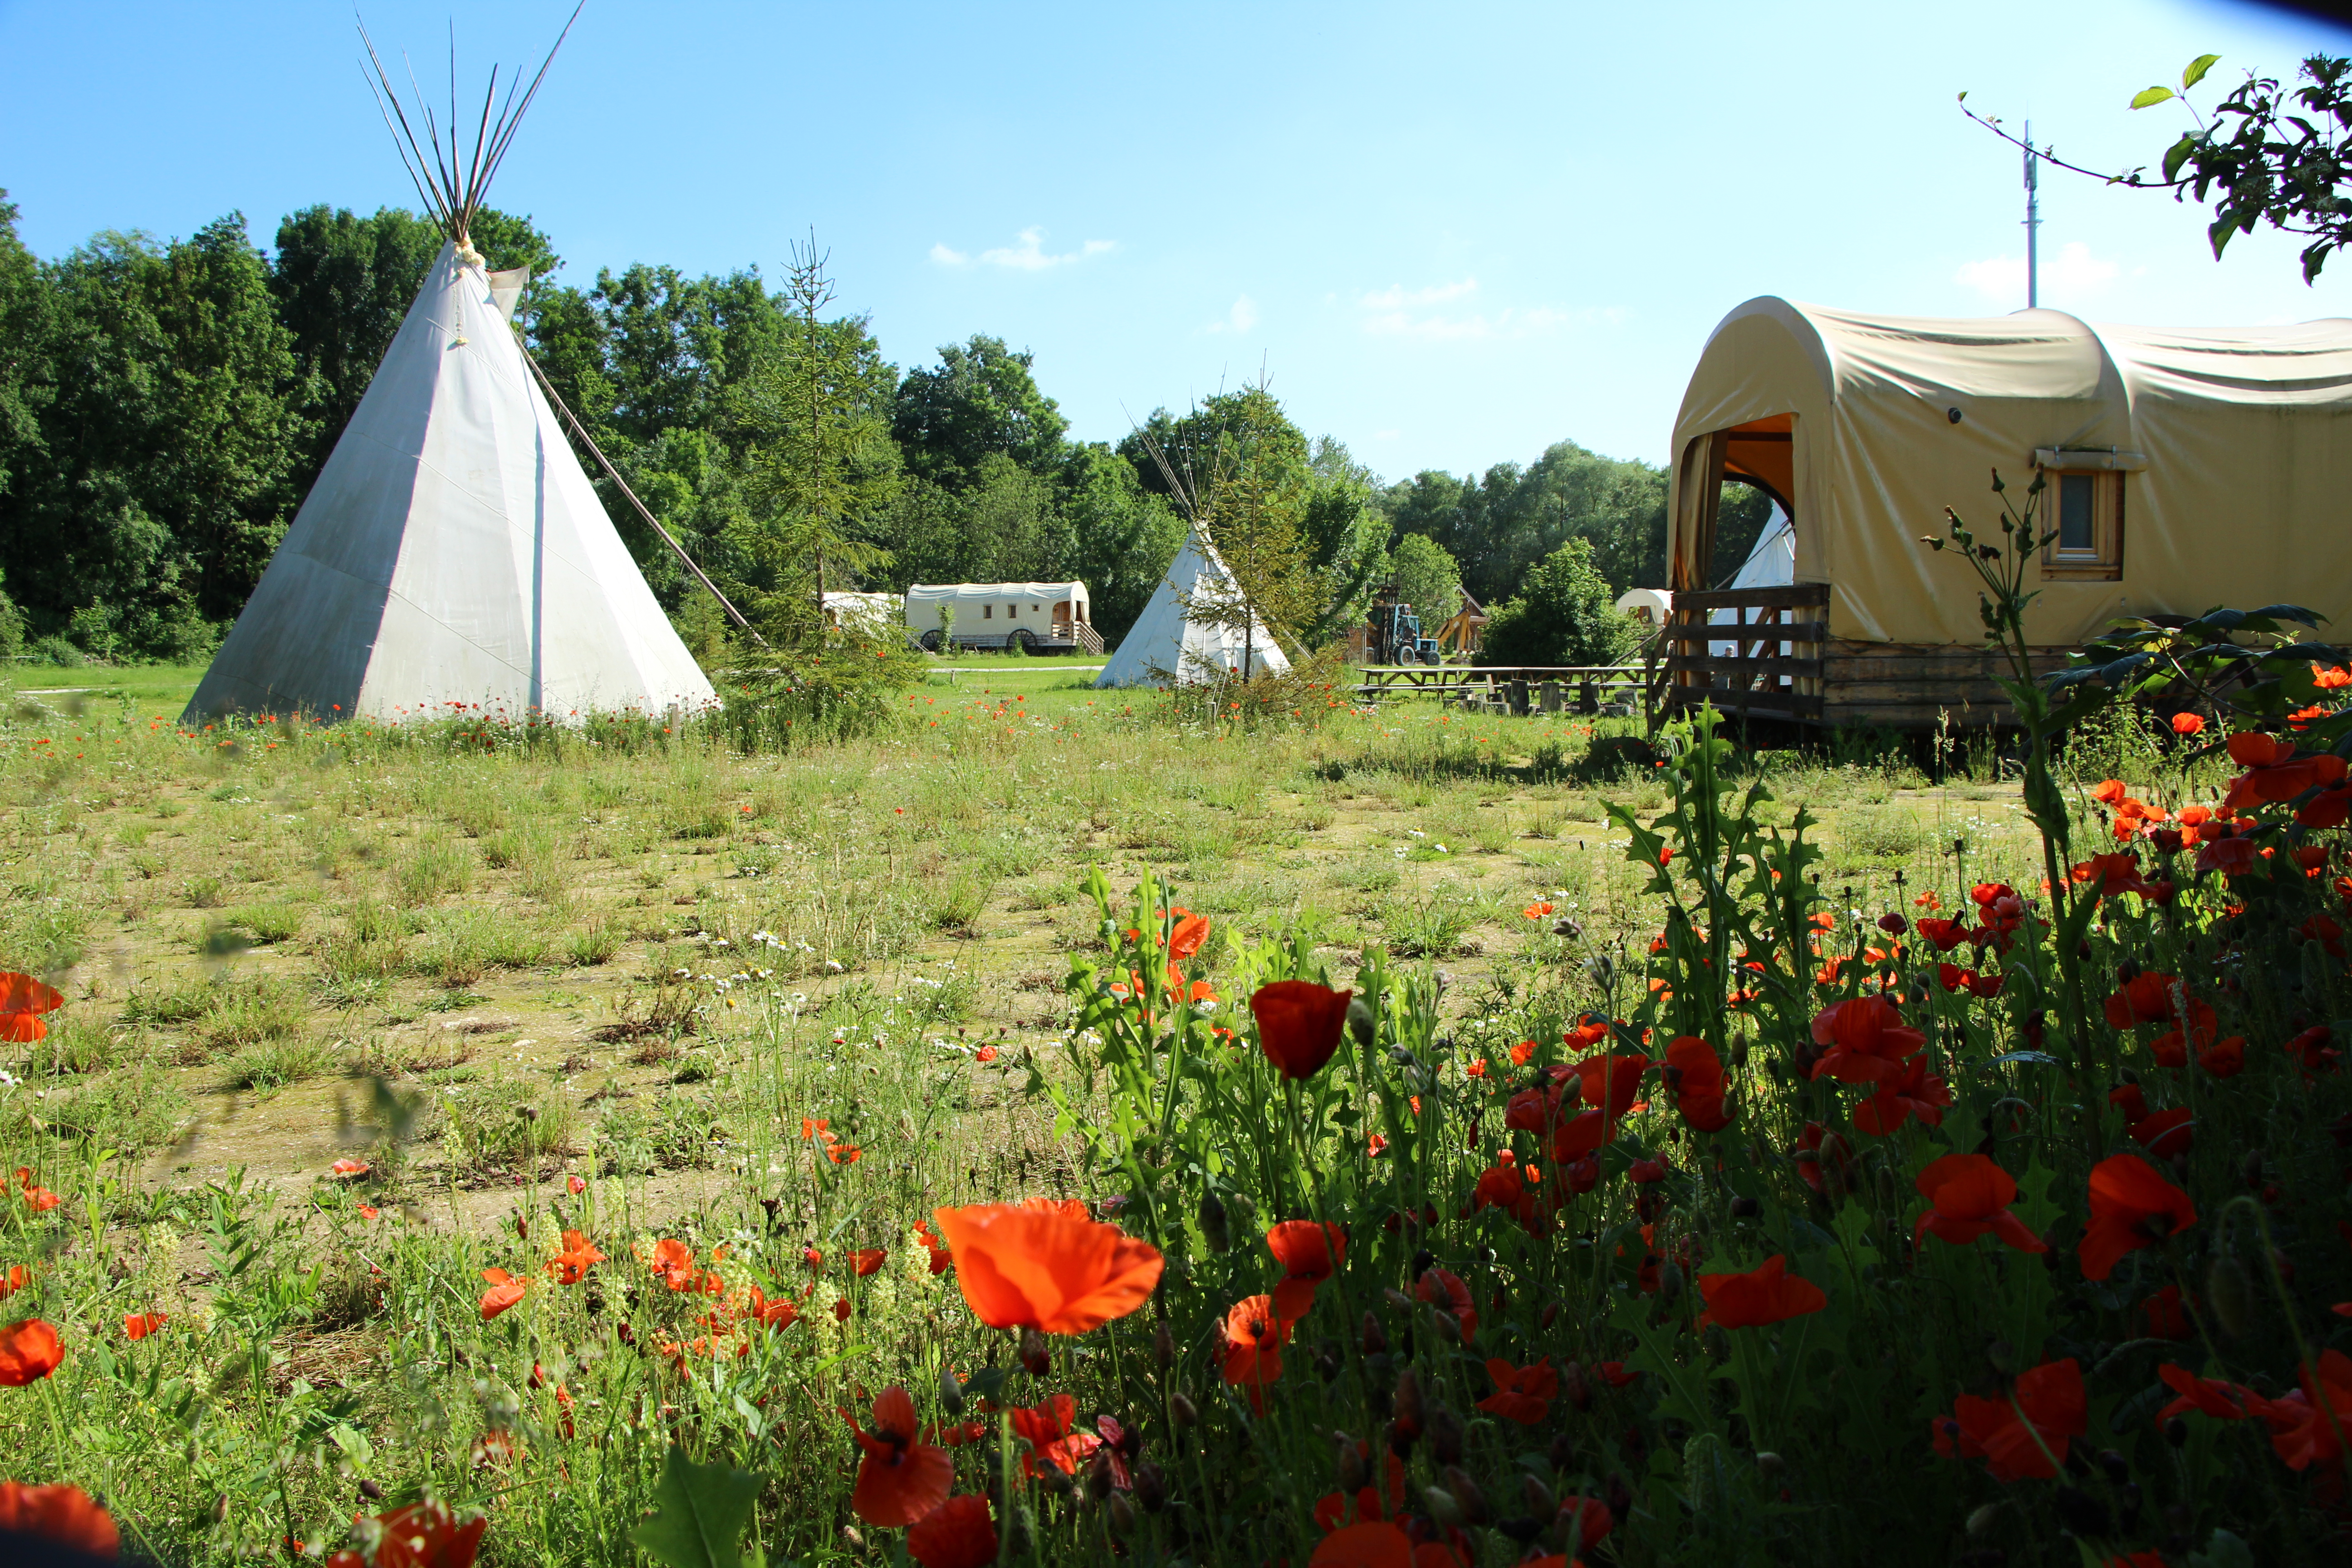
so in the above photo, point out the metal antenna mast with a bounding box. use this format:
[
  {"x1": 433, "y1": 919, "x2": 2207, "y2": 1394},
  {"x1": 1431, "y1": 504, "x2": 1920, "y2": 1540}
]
[{"x1": 2023, "y1": 119, "x2": 2043, "y2": 309}]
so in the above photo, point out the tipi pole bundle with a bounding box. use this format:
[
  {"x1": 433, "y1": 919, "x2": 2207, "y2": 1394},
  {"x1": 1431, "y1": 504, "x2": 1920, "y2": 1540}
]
[{"x1": 357, "y1": 5, "x2": 582, "y2": 252}]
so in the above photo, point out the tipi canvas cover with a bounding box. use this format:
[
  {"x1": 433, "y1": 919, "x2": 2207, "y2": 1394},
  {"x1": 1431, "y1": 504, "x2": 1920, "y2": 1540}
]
[
  {"x1": 186, "y1": 244, "x2": 715, "y2": 723},
  {"x1": 1094, "y1": 527, "x2": 1290, "y2": 688}
]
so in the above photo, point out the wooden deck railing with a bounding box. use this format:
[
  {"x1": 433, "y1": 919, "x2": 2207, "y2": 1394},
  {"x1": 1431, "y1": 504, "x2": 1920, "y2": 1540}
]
[{"x1": 1659, "y1": 582, "x2": 1829, "y2": 722}]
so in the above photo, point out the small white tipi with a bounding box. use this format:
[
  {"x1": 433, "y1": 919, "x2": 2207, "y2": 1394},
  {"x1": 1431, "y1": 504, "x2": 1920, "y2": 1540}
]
[
  {"x1": 185, "y1": 17, "x2": 715, "y2": 725},
  {"x1": 1094, "y1": 526, "x2": 1291, "y2": 688}
]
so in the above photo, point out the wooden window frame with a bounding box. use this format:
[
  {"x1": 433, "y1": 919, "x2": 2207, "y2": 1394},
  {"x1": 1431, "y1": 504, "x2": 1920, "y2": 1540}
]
[{"x1": 2040, "y1": 468, "x2": 2125, "y2": 582}]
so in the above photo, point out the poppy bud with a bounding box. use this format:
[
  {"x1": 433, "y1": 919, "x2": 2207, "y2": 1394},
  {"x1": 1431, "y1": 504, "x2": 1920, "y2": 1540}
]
[
  {"x1": 1985, "y1": 1339, "x2": 2014, "y2": 1376},
  {"x1": 1394, "y1": 1367, "x2": 1425, "y2": 1433},
  {"x1": 2096, "y1": 1449, "x2": 2130, "y2": 1484},
  {"x1": 358, "y1": 1479, "x2": 384, "y2": 1501},
  {"x1": 1020, "y1": 1328, "x2": 1051, "y2": 1377},
  {"x1": 1347, "y1": 994, "x2": 1376, "y2": 1048},
  {"x1": 211, "y1": 1494, "x2": 229, "y2": 1524},
  {"x1": 1754, "y1": 1451, "x2": 1784, "y2": 1475},
  {"x1": 1730, "y1": 1195, "x2": 1760, "y2": 1219},
  {"x1": 1548, "y1": 1431, "x2": 1575, "y2": 1473},
  {"x1": 840, "y1": 1527, "x2": 867, "y2": 1552},
  {"x1": 1198, "y1": 1191, "x2": 1229, "y2": 1253},
  {"x1": 1336, "y1": 1435, "x2": 1367, "y2": 1492},
  {"x1": 1426, "y1": 1404, "x2": 1465, "y2": 1465},
  {"x1": 2207, "y1": 1254, "x2": 2254, "y2": 1338},
  {"x1": 1386, "y1": 1420, "x2": 1416, "y2": 1460},
  {"x1": 1107, "y1": 1493, "x2": 1136, "y2": 1535},
  {"x1": 1382, "y1": 1287, "x2": 1415, "y2": 1314},
  {"x1": 2163, "y1": 1416, "x2": 2189, "y2": 1448},
  {"x1": 1606, "y1": 1472, "x2": 1634, "y2": 1519},
  {"x1": 1360, "y1": 1311, "x2": 1387, "y2": 1357},
  {"x1": 1539, "y1": 1301, "x2": 1560, "y2": 1329},
  {"x1": 1410, "y1": 1249, "x2": 1435, "y2": 1279},
  {"x1": 1441, "y1": 1466, "x2": 1488, "y2": 1524},
  {"x1": 1563, "y1": 1361, "x2": 1591, "y2": 1412},
  {"x1": 1422, "y1": 1486, "x2": 1465, "y2": 1530},
  {"x1": 1085, "y1": 1448, "x2": 1115, "y2": 1500},
  {"x1": 1520, "y1": 1473, "x2": 1556, "y2": 1519},
  {"x1": 1319, "y1": 1344, "x2": 1343, "y2": 1383},
  {"x1": 1430, "y1": 1308, "x2": 1462, "y2": 1346},
  {"x1": 1965, "y1": 1503, "x2": 2004, "y2": 1536},
  {"x1": 1657, "y1": 1262, "x2": 1684, "y2": 1305},
  {"x1": 1035, "y1": 1465, "x2": 1073, "y2": 1498},
  {"x1": 939, "y1": 1360, "x2": 965, "y2": 1416},
  {"x1": 1170, "y1": 1392, "x2": 1198, "y2": 1427},
  {"x1": 2241, "y1": 1150, "x2": 2265, "y2": 1190},
  {"x1": 1134, "y1": 1460, "x2": 1167, "y2": 1513}
]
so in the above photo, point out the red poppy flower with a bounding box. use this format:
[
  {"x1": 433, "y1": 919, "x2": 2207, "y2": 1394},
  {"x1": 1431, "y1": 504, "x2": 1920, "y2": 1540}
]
[
  {"x1": 14, "y1": 1168, "x2": 59, "y2": 1212},
  {"x1": 1007, "y1": 1392, "x2": 1102, "y2": 1477},
  {"x1": 0, "y1": 1483, "x2": 118, "y2": 1558},
  {"x1": 0, "y1": 1318, "x2": 63, "y2": 1386},
  {"x1": 122, "y1": 1311, "x2": 167, "y2": 1341},
  {"x1": 1220, "y1": 1294, "x2": 1291, "y2": 1400},
  {"x1": 324, "y1": 1498, "x2": 486, "y2": 1568},
  {"x1": 1912, "y1": 1154, "x2": 2047, "y2": 1254},
  {"x1": 2131, "y1": 1107, "x2": 2195, "y2": 1159},
  {"x1": 2287, "y1": 1024, "x2": 2339, "y2": 1073},
  {"x1": 566, "y1": 1174, "x2": 586, "y2": 1195},
  {"x1": 2141, "y1": 1285, "x2": 2194, "y2": 1340},
  {"x1": 479, "y1": 1269, "x2": 526, "y2": 1320},
  {"x1": 1933, "y1": 1357, "x2": 2086, "y2": 1480},
  {"x1": 2079, "y1": 1155, "x2": 2197, "y2": 1280},
  {"x1": 912, "y1": 1220, "x2": 953, "y2": 1275},
  {"x1": 1250, "y1": 981, "x2": 1353, "y2": 1079},
  {"x1": 932, "y1": 1199, "x2": 1163, "y2": 1334},
  {"x1": 1415, "y1": 1267, "x2": 1478, "y2": 1342},
  {"x1": 1563, "y1": 1018, "x2": 1609, "y2": 1049},
  {"x1": 547, "y1": 1230, "x2": 605, "y2": 1285},
  {"x1": 1695, "y1": 1254, "x2": 1826, "y2": 1330},
  {"x1": 1568, "y1": 1052, "x2": 1650, "y2": 1122},
  {"x1": 0, "y1": 972, "x2": 64, "y2": 1044},
  {"x1": 1266, "y1": 1220, "x2": 1347, "y2": 1322},
  {"x1": 2221, "y1": 736, "x2": 2347, "y2": 814},
  {"x1": 851, "y1": 1248, "x2": 888, "y2": 1277},
  {"x1": 1852, "y1": 1054, "x2": 1952, "y2": 1136},
  {"x1": 849, "y1": 1385, "x2": 953, "y2": 1526},
  {"x1": 1808, "y1": 995, "x2": 1925, "y2": 1084},
  {"x1": 1476, "y1": 1356, "x2": 1558, "y2": 1424},
  {"x1": 0, "y1": 1265, "x2": 25, "y2": 1299},
  {"x1": 1661, "y1": 1036, "x2": 1733, "y2": 1132},
  {"x1": 2155, "y1": 1363, "x2": 2263, "y2": 1423},
  {"x1": 745, "y1": 1285, "x2": 802, "y2": 1329},
  {"x1": 2171, "y1": 712, "x2": 2206, "y2": 735},
  {"x1": 1168, "y1": 912, "x2": 1211, "y2": 960},
  {"x1": 328, "y1": 1158, "x2": 371, "y2": 1181},
  {"x1": 2269, "y1": 1350, "x2": 2352, "y2": 1472},
  {"x1": 1310, "y1": 1521, "x2": 1415, "y2": 1568},
  {"x1": 1556, "y1": 1494, "x2": 1614, "y2": 1548},
  {"x1": 1917, "y1": 917, "x2": 1970, "y2": 951},
  {"x1": 906, "y1": 1495, "x2": 997, "y2": 1568}
]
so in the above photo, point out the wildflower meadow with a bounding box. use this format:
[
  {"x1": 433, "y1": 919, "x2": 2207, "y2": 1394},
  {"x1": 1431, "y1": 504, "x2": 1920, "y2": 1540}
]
[{"x1": 2, "y1": 584, "x2": 2351, "y2": 1567}]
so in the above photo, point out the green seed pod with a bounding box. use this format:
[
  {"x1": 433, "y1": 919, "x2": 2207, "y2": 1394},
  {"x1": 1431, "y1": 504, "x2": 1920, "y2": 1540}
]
[
  {"x1": 938, "y1": 1359, "x2": 965, "y2": 1416},
  {"x1": 1347, "y1": 995, "x2": 1377, "y2": 1049},
  {"x1": 1422, "y1": 1486, "x2": 1464, "y2": 1530}
]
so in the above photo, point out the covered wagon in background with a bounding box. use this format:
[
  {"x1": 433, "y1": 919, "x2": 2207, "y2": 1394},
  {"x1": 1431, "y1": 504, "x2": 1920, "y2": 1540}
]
[
  {"x1": 903, "y1": 582, "x2": 1101, "y2": 654},
  {"x1": 1661, "y1": 297, "x2": 2352, "y2": 727}
]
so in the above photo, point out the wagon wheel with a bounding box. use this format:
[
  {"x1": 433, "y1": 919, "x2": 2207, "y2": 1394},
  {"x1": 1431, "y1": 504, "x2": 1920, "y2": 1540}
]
[
  {"x1": 1009, "y1": 627, "x2": 1036, "y2": 652},
  {"x1": 920, "y1": 629, "x2": 942, "y2": 652}
]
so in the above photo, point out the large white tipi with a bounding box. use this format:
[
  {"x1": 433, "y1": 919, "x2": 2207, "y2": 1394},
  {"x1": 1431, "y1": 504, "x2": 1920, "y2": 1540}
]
[
  {"x1": 1094, "y1": 526, "x2": 1291, "y2": 688},
  {"x1": 185, "y1": 17, "x2": 714, "y2": 725}
]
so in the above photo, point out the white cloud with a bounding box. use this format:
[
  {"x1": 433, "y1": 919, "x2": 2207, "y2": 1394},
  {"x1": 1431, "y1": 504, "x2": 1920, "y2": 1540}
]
[
  {"x1": 1352, "y1": 275, "x2": 1618, "y2": 341},
  {"x1": 930, "y1": 227, "x2": 1116, "y2": 271},
  {"x1": 1358, "y1": 277, "x2": 1480, "y2": 311},
  {"x1": 1954, "y1": 241, "x2": 2121, "y2": 304},
  {"x1": 1204, "y1": 294, "x2": 1259, "y2": 334}
]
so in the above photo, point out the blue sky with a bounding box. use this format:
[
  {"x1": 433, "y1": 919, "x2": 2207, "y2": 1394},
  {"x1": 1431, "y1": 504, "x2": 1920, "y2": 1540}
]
[{"x1": 5, "y1": 0, "x2": 2350, "y2": 481}]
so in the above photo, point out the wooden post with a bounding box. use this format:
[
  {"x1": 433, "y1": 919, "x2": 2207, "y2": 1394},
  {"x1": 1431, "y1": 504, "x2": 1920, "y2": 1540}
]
[
  {"x1": 1508, "y1": 680, "x2": 1529, "y2": 716},
  {"x1": 1540, "y1": 681, "x2": 1561, "y2": 714}
]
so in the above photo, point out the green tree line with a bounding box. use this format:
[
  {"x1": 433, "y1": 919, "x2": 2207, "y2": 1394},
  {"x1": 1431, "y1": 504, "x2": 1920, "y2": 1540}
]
[{"x1": 0, "y1": 191, "x2": 1744, "y2": 668}]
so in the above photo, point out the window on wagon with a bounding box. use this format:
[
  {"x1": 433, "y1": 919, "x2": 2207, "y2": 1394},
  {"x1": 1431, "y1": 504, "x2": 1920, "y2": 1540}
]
[{"x1": 2034, "y1": 450, "x2": 2137, "y2": 582}]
